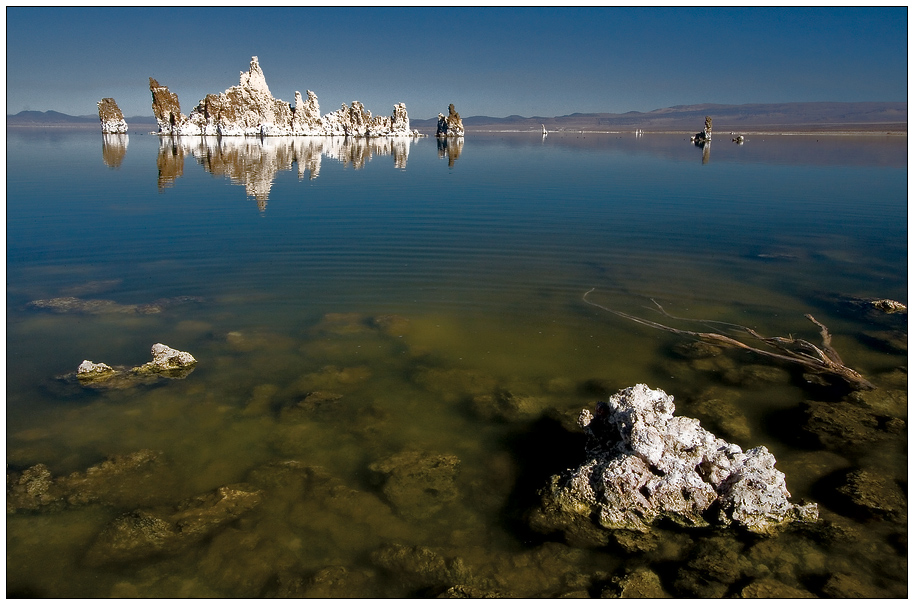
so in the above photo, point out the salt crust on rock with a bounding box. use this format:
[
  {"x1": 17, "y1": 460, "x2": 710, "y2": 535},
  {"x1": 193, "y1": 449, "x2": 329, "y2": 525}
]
[
  {"x1": 536, "y1": 384, "x2": 817, "y2": 538},
  {"x1": 151, "y1": 56, "x2": 416, "y2": 138},
  {"x1": 76, "y1": 343, "x2": 196, "y2": 387},
  {"x1": 97, "y1": 97, "x2": 128, "y2": 134}
]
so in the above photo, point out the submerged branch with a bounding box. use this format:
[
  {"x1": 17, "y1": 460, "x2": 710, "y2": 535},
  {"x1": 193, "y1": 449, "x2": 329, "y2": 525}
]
[{"x1": 582, "y1": 289, "x2": 875, "y2": 391}]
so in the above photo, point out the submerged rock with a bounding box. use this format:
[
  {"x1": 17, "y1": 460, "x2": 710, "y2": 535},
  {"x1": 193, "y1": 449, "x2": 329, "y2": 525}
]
[
  {"x1": 601, "y1": 568, "x2": 671, "y2": 598},
  {"x1": 268, "y1": 565, "x2": 381, "y2": 598},
  {"x1": 28, "y1": 295, "x2": 201, "y2": 315},
  {"x1": 97, "y1": 97, "x2": 128, "y2": 134},
  {"x1": 836, "y1": 469, "x2": 906, "y2": 523},
  {"x1": 370, "y1": 543, "x2": 471, "y2": 592},
  {"x1": 85, "y1": 484, "x2": 263, "y2": 566},
  {"x1": 151, "y1": 56, "x2": 416, "y2": 137},
  {"x1": 531, "y1": 385, "x2": 817, "y2": 545},
  {"x1": 801, "y1": 398, "x2": 902, "y2": 449},
  {"x1": 7, "y1": 450, "x2": 170, "y2": 513},
  {"x1": 369, "y1": 451, "x2": 461, "y2": 520},
  {"x1": 436, "y1": 104, "x2": 465, "y2": 137}
]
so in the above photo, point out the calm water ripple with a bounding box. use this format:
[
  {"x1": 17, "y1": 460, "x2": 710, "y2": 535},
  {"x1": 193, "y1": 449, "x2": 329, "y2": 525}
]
[{"x1": 6, "y1": 129, "x2": 907, "y2": 597}]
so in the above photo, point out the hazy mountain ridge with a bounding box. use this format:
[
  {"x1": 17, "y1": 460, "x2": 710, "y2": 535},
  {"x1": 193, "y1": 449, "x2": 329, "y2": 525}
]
[
  {"x1": 7, "y1": 110, "x2": 156, "y2": 126},
  {"x1": 412, "y1": 102, "x2": 907, "y2": 132},
  {"x1": 10, "y1": 102, "x2": 906, "y2": 133}
]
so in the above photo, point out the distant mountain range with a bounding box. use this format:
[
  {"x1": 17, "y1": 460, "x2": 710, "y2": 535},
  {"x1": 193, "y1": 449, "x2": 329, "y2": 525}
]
[
  {"x1": 9, "y1": 102, "x2": 906, "y2": 133},
  {"x1": 7, "y1": 110, "x2": 156, "y2": 127},
  {"x1": 411, "y1": 102, "x2": 907, "y2": 133}
]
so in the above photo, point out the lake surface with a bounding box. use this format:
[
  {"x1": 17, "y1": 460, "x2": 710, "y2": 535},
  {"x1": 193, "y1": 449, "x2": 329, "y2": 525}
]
[{"x1": 6, "y1": 129, "x2": 907, "y2": 597}]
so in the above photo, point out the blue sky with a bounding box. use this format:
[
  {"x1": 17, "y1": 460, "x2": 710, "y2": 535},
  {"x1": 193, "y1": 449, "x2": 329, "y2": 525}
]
[{"x1": 6, "y1": 7, "x2": 907, "y2": 120}]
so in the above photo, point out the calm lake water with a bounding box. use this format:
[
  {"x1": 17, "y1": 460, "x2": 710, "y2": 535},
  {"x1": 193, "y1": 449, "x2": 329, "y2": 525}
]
[{"x1": 6, "y1": 128, "x2": 907, "y2": 597}]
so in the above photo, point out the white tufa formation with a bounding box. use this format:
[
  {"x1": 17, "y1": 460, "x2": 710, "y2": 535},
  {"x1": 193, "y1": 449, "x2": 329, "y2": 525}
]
[
  {"x1": 540, "y1": 384, "x2": 817, "y2": 536},
  {"x1": 151, "y1": 57, "x2": 416, "y2": 137},
  {"x1": 77, "y1": 360, "x2": 115, "y2": 375},
  {"x1": 97, "y1": 98, "x2": 128, "y2": 134},
  {"x1": 143, "y1": 343, "x2": 196, "y2": 371}
]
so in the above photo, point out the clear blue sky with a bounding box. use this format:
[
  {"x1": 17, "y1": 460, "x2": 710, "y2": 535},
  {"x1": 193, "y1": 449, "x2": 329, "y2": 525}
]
[{"x1": 6, "y1": 7, "x2": 907, "y2": 120}]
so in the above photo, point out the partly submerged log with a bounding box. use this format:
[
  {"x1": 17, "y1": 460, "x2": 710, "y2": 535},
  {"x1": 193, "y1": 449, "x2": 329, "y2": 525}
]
[{"x1": 583, "y1": 289, "x2": 875, "y2": 391}]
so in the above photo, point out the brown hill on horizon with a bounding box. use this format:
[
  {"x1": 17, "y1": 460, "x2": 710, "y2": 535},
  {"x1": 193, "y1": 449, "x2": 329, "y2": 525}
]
[{"x1": 412, "y1": 102, "x2": 906, "y2": 133}]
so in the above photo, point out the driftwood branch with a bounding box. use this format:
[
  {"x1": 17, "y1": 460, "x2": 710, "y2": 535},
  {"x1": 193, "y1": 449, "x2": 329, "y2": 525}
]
[{"x1": 583, "y1": 289, "x2": 874, "y2": 391}]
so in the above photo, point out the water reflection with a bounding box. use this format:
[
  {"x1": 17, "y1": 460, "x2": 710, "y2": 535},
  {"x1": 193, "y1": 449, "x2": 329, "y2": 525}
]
[
  {"x1": 152, "y1": 136, "x2": 414, "y2": 209},
  {"x1": 694, "y1": 139, "x2": 711, "y2": 164},
  {"x1": 101, "y1": 134, "x2": 128, "y2": 169},
  {"x1": 436, "y1": 136, "x2": 463, "y2": 167}
]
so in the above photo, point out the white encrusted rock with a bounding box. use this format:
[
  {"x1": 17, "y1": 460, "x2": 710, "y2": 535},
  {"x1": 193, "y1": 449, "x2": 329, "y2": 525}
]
[
  {"x1": 77, "y1": 360, "x2": 114, "y2": 375},
  {"x1": 145, "y1": 343, "x2": 196, "y2": 371},
  {"x1": 150, "y1": 57, "x2": 413, "y2": 138},
  {"x1": 536, "y1": 384, "x2": 817, "y2": 538},
  {"x1": 97, "y1": 98, "x2": 128, "y2": 134}
]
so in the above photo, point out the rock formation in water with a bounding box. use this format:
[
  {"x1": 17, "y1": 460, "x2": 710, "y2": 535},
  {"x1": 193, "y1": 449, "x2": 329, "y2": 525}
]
[
  {"x1": 73, "y1": 343, "x2": 197, "y2": 389},
  {"x1": 530, "y1": 384, "x2": 817, "y2": 546},
  {"x1": 84, "y1": 484, "x2": 263, "y2": 566},
  {"x1": 150, "y1": 56, "x2": 417, "y2": 137},
  {"x1": 692, "y1": 115, "x2": 712, "y2": 143},
  {"x1": 7, "y1": 450, "x2": 169, "y2": 513},
  {"x1": 436, "y1": 104, "x2": 465, "y2": 137},
  {"x1": 97, "y1": 98, "x2": 128, "y2": 134}
]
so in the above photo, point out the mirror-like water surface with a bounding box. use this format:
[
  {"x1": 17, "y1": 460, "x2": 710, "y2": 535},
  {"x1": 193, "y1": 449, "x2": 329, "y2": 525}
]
[{"x1": 7, "y1": 129, "x2": 907, "y2": 597}]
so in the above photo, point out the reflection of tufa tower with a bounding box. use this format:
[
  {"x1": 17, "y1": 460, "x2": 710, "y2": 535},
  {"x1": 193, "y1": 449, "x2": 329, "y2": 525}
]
[
  {"x1": 153, "y1": 137, "x2": 416, "y2": 210},
  {"x1": 101, "y1": 134, "x2": 129, "y2": 169}
]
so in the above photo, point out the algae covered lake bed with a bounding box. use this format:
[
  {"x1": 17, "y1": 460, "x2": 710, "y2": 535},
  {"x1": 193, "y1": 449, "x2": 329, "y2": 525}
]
[{"x1": 6, "y1": 130, "x2": 907, "y2": 597}]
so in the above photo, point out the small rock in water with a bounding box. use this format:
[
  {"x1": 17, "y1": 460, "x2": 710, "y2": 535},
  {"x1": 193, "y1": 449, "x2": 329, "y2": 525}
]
[
  {"x1": 77, "y1": 360, "x2": 114, "y2": 376},
  {"x1": 142, "y1": 343, "x2": 197, "y2": 371},
  {"x1": 871, "y1": 299, "x2": 906, "y2": 313}
]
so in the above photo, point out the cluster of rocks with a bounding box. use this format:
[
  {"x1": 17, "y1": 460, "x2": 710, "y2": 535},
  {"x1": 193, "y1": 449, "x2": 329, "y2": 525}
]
[
  {"x1": 530, "y1": 385, "x2": 818, "y2": 550},
  {"x1": 8, "y1": 449, "x2": 170, "y2": 513},
  {"x1": 436, "y1": 103, "x2": 465, "y2": 137},
  {"x1": 74, "y1": 343, "x2": 197, "y2": 389},
  {"x1": 97, "y1": 97, "x2": 128, "y2": 134},
  {"x1": 150, "y1": 56, "x2": 420, "y2": 138}
]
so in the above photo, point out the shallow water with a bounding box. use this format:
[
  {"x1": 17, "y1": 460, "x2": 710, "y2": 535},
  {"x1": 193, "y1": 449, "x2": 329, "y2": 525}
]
[{"x1": 6, "y1": 129, "x2": 907, "y2": 597}]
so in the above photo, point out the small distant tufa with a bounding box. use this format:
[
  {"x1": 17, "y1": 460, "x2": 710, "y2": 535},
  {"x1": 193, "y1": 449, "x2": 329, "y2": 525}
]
[
  {"x1": 691, "y1": 115, "x2": 712, "y2": 144},
  {"x1": 436, "y1": 104, "x2": 465, "y2": 138}
]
